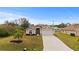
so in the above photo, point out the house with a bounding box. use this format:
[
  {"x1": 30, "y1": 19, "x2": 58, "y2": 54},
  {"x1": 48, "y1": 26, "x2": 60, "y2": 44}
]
[
  {"x1": 53, "y1": 27, "x2": 60, "y2": 32},
  {"x1": 26, "y1": 25, "x2": 42, "y2": 35},
  {"x1": 61, "y1": 24, "x2": 79, "y2": 36}
]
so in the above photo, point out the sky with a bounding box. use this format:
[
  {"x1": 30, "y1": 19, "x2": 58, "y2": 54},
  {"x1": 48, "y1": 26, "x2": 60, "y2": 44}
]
[{"x1": 0, "y1": 7, "x2": 79, "y2": 25}]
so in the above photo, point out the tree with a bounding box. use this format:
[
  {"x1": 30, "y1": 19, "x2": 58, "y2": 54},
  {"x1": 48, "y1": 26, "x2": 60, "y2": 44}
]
[
  {"x1": 14, "y1": 27, "x2": 24, "y2": 40},
  {"x1": 66, "y1": 23, "x2": 71, "y2": 26},
  {"x1": 19, "y1": 18, "x2": 30, "y2": 30},
  {"x1": 5, "y1": 18, "x2": 30, "y2": 30},
  {"x1": 5, "y1": 20, "x2": 17, "y2": 26},
  {"x1": 54, "y1": 23, "x2": 67, "y2": 28},
  {"x1": 59, "y1": 23, "x2": 67, "y2": 28}
]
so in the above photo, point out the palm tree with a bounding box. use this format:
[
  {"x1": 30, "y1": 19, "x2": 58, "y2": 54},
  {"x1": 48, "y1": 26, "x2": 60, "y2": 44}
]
[{"x1": 14, "y1": 27, "x2": 24, "y2": 40}]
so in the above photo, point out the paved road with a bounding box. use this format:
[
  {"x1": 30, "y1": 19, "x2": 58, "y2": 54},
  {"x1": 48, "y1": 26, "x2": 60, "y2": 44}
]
[{"x1": 42, "y1": 27, "x2": 73, "y2": 51}]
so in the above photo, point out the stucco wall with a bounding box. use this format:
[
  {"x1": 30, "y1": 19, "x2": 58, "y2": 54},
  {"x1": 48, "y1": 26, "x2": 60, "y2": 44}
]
[
  {"x1": 26, "y1": 28, "x2": 42, "y2": 35},
  {"x1": 62, "y1": 30, "x2": 79, "y2": 36}
]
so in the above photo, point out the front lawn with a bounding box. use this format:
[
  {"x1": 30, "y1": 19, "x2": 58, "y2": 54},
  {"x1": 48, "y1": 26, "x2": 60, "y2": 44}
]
[
  {"x1": 54, "y1": 32, "x2": 79, "y2": 51},
  {"x1": 0, "y1": 35, "x2": 43, "y2": 51}
]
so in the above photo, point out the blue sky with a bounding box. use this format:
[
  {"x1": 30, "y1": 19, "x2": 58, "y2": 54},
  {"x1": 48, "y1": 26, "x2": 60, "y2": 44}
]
[{"x1": 0, "y1": 7, "x2": 79, "y2": 25}]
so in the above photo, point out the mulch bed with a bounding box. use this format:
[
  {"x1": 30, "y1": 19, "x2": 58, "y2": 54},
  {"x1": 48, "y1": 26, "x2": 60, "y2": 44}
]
[{"x1": 10, "y1": 40, "x2": 23, "y2": 44}]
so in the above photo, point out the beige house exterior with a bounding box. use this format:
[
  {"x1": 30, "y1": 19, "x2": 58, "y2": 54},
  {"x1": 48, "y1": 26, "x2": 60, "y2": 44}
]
[
  {"x1": 61, "y1": 24, "x2": 79, "y2": 36},
  {"x1": 26, "y1": 25, "x2": 42, "y2": 35},
  {"x1": 26, "y1": 24, "x2": 53, "y2": 35}
]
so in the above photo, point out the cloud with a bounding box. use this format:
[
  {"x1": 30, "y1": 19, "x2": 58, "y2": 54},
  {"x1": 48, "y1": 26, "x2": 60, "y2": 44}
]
[
  {"x1": 0, "y1": 12, "x2": 28, "y2": 24},
  {"x1": 0, "y1": 12, "x2": 49, "y2": 25},
  {"x1": 28, "y1": 18, "x2": 52, "y2": 25},
  {"x1": 1, "y1": 12, "x2": 79, "y2": 25},
  {"x1": 0, "y1": 12, "x2": 56, "y2": 25}
]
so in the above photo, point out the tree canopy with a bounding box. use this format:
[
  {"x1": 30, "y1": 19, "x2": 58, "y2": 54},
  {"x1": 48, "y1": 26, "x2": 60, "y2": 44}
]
[{"x1": 54, "y1": 23, "x2": 71, "y2": 28}]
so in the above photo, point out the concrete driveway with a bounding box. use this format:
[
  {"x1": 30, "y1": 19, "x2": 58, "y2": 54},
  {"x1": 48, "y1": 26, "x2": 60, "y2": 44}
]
[{"x1": 42, "y1": 28, "x2": 73, "y2": 51}]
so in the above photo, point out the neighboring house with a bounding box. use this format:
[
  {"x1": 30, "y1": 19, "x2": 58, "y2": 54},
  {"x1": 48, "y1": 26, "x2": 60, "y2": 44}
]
[
  {"x1": 61, "y1": 24, "x2": 79, "y2": 36},
  {"x1": 26, "y1": 25, "x2": 42, "y2": 35},
  {"x1": 53, "y1": 27, "x2": 60, "y2": 32}
]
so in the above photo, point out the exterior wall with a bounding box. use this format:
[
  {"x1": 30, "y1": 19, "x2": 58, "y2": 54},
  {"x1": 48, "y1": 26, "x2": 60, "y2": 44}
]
[
  {"x1": 26, "y1": 29, "x2": 30, "y2": 34},
  {"x1": 26, "y1": 27, "x2": 42, "y2": 35},
  {"x1": 26, "y1": 29, "x2": 36, "y2": 34},
  {"x1": 32, "y1": 29, "x2": 36, "y2": 34},
  {"x1": 62, "y1": 30, "x2": 79, "y2": 36},
  {"x1": 66, "y1": 31, "x2": 76, "y2": 35},
  {"x1": 40, "y1": 29, "x2": 42, "y2": 34},
  {"x1": 75, "y1": 31, "x2": 79, "y2": 36}
]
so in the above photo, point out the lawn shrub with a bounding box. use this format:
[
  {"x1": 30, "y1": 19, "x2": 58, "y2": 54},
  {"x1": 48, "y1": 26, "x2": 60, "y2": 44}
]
[
  {"x1": 0, "y1": 28, "x2": 10, "y2": 37},
  {"x1": 0, "y1": 24, "x2": 16, "y2": 37},
  {"x1": 0, "y1": 30, "x2": 10, "y2": 37}
]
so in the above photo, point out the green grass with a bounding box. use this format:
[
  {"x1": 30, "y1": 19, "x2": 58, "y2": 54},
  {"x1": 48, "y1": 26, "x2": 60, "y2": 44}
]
[
  {"x1": 0, "y1": 35, "x2": 43, "y2": 51},
  {"x1": 54, "y1": 32, "x2": 79, "y2": 51}
]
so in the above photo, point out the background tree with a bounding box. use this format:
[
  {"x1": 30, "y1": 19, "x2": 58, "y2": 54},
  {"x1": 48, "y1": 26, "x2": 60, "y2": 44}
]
[
  {"x1": 17, "y1": 18, "x2": 30, "y2": 30},
  {"x1": 54, "y1": 23, "x2": 67, "y2": 28},
  {"x1": 66, "y1": 23, "x2": 71, "y2": 26},
  {"x1": 58, "y1": 23, "x2": 67, "y2": 28},
  {"x1": 5, "y1": 20, "x2": 17, "y2": 26},
  {"x1": 20, "y1": 18, "x2": 30, "y2": 29}
]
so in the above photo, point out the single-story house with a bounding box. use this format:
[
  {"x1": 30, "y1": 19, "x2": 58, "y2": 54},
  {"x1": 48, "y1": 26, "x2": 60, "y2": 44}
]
[
  {"x1": 26, "y1": 25, "x2": 42, "y2": 35},
  {"x1": 61, "y1": 24, "x2": 79, "y2": 36},
  {"x1": 53, "y1": 27, "x2": 60, "y2": 32}
]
